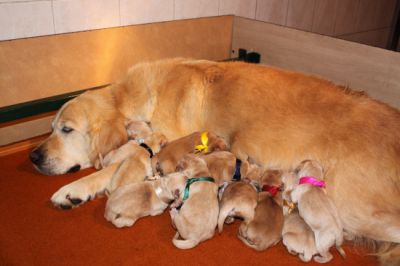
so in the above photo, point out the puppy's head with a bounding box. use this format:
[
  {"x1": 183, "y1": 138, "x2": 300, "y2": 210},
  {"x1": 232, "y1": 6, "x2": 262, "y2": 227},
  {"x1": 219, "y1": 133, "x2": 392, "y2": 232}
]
[
  {"x1": 261, "y1": 169, "x2": 283, "y2": 187},
  {"x1": 30, "y1": 90, "x2": 128, "y2": 175},
  {"x1": 176, "y1": 154, "x2": 209, "y2": 177},
  {"x1": 126, "y1": 120, "x2": 152, "y2": 140},
  {"x1": 294, "y1": 160, "x2": 324, "y2": 180},
  {"x1": 206, "y1": 132, "x2": 229, "y2": 152}
]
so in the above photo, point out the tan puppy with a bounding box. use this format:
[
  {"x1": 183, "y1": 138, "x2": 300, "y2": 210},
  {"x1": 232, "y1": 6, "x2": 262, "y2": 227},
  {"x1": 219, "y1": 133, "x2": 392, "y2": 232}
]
[
  {"x1": 105, "y1": 172, "x2": 187, "y2": 228},
  {"x1": 169, "y1": 154, "x2": 219, "y2": 249},
  {"x1": 283, "y1": 160, "x2": 346, "y2": 263},
  {"x1": 217, "y1": 181, "x2": 258, "y2": 233},
  {"x1": 98, "y1": 120, "x2": 167, "y2": 169},
  {"x1": 105, "y1": 121, "x2": 167, "y2": 193},
  {"x1": 201, "y1": 151, "x2": 252, "y2": 185},
  {"x1": 238, "y1": 190, "x2": 284, "y2": 251},
  {"x1": 151, "y1": 131, "x2": 228, "y2": 176},
  {"x1": 282, "y1": 207, "x2": 318, "y2": 262}
]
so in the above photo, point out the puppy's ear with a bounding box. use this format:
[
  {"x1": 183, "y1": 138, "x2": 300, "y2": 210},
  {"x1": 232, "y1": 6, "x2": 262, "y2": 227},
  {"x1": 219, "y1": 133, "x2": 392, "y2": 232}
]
[
  {"x1": 153, "y1": 132, "x2": 168, "y2": 148},
  {"x1": 208, "y1": 134, "x2": 228, "y2": 151},
  {"x1": 91, "y1": 119, "x2": 128, "y2": 160},
  {"x1": 240, "y1": 160, "x2": 250, "y2": 177},
  {"x1": 175, "y1": 159, "x2": 187, "y2": 172}
]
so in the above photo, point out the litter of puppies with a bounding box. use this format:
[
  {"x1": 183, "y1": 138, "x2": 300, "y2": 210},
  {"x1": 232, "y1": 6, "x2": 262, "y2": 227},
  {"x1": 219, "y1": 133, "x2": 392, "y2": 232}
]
[{"x1": 91, "y1": 121, "x2": 346, "y2": 262}]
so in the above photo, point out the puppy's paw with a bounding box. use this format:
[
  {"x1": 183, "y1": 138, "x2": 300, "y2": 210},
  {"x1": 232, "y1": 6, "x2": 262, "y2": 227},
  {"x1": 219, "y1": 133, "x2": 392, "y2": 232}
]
[{"x1": 51, "y1": 182, "x2": 94, "y2": 209}]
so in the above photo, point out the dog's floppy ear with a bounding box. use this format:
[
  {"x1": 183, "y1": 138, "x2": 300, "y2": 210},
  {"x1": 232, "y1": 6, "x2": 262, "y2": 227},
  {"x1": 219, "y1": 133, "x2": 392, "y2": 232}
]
[{"x1": 91, "y1": 119, "x2": 128, "y2": 161}]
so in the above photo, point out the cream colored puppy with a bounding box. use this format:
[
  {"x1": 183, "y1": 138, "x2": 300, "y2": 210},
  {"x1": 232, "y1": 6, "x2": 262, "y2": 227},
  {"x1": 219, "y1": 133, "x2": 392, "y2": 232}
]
[
  {"x1": 169, "y1": 154, "x2": 219, "y2": 249},
  {"x1": 102, "y1": 121, "x2": 167, "y2": 193},
  {"x1": 282, "y1": 160, "x2": 346, "y2": 263},
  {"x1": 282, "y1": 207, "x2": 318, "y2": 262},
  {"x1": 98, "y1": 121, "x2": 167, "y2": 169},
  {"x1": 105, "y1": 172, "x2": 187, "y2": 228},
  {"x1": 217, "y1": 181, "x2": 258, "y2": 233},
  {"x1": 281, "y1": 173, "x2": 317, "y2": 262}
]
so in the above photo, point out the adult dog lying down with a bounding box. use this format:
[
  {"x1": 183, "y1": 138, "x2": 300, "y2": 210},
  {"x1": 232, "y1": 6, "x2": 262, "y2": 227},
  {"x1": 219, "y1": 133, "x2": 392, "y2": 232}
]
[{"x1": 30, "y1": 58, "x2": 400, "y2": 265}]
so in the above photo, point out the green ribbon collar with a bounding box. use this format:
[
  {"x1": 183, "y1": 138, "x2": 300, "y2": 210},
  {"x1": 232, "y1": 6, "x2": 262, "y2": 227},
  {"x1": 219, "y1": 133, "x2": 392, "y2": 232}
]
[{"x1": 182, "y1": 177, "x2": 215, "y2": 201}]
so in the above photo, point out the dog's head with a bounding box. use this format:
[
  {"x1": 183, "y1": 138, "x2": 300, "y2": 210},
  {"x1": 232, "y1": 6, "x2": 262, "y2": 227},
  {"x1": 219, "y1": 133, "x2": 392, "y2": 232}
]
[
  {"x1": 294, "y1": 159, "x2": 324, "y2": 180},
  {"x1": 30, "y1": 90, "x2": 128, "y2": 175}
]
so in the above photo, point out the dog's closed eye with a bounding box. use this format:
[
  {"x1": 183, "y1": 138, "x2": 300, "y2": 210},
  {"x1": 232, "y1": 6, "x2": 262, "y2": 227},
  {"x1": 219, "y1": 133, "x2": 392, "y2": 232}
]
[{"x1": 62, "y1": 126, "x2": 74, "y2": 133}]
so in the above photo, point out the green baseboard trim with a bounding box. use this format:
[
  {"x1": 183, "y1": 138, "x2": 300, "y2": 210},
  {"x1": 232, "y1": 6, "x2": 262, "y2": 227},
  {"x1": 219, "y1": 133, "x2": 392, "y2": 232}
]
[{"x1": 0, "y1": 85, "x2": 109, "y2": 124}]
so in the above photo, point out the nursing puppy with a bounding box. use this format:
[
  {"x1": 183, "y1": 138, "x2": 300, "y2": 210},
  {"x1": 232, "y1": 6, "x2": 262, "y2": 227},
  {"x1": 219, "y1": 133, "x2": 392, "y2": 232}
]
[
  {"x1": 201, "y1": 151, "x2": 252, "y2": 185},
  {"x1": 169, "y1": 154, "x2": 219, "y2": 249},
  {"x1": 282, "y1": 207, "x2": 318, "y2": 262},
  {"x1": 283, "y1": 160, "x2": 346, "y2": 263},
  {"x1": 105, "y1": 172, "x2": 187, "y2": 228},
  {"x1": 102, "y1": 121, "x2": 167, "y2": 192},
  {"x1": 281, "y1": 172, "x2": 318, "y2": 262},
  {"x1": 238, "y1": 189, "x2": 284, "y2": 251},
  {"x1": 97, "y1": 121, "x2": 167, "y2": 169},
  {"x1": 151, "y1": 131, "x2": 228, "y2": 176},
  {"x1": 217, "y1": 181, "x2": 258, "y2": 233}
]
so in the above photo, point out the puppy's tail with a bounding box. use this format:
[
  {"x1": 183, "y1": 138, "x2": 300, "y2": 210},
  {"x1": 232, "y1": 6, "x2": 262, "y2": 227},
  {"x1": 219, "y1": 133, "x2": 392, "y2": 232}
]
[
  {"x1": 217, "y1": 206, "x2": 234, "y2": 233},
  {"x1": 172, "y1": 232, "x2": 200, "y2": 249}
]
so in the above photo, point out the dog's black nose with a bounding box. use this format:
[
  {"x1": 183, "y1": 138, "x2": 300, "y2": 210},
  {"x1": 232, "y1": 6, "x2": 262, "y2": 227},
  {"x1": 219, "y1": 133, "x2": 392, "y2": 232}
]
[{"x1": 30, "y1": 148, "x2": 44, "y2": 165}]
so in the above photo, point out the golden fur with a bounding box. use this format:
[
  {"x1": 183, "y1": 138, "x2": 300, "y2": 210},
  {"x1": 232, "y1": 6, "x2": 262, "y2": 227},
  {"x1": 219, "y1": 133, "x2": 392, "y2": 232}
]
[{"x1": 32, "y1": 58, "x2": 400, "y2": 264}]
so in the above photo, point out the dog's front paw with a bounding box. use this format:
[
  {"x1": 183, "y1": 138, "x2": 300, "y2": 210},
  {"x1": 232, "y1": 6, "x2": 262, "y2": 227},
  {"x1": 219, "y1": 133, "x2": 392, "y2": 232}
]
[{"x1": 51, "y1": 182, "x2": 94, "y2": 209}]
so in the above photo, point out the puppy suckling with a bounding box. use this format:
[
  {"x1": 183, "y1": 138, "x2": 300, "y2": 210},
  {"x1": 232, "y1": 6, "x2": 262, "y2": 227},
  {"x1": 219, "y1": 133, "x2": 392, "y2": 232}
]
[
  {"x1": 151, "y1": 131, "x2": 228, "y2": 176},
  {"x1": 201, "y1": 151, "x2": 252, "y2": 185},
  {"x1": 169, "y1": 154, "x2": 219, "y2": 249},
  {"x1": 282, "y1": 160, "x2": 346, "y2": 263},
  {"x1": 217, "y1": 181, "x2": 258, "y2": 233},
  {"x1": 102, "y1": 121, "x2": 167, "y2": 193},
  {"x1": 104, "y1": 172, "x2": 187, "y2": 228},
  {"x1": 282, "y1": 206, "x2": 318, "y2": 262},
  {"x1": 97, "y1": 120, "x2": 167, "y2": 169}
]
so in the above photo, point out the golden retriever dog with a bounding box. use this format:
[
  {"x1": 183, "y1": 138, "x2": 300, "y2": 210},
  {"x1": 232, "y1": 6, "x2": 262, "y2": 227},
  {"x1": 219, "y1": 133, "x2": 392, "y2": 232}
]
[
  {"x1": 169, "y1": 154, "x2": 219, "y2": 249},
  {"x1": 31, "y1": 58, "x2": 400, "y2": 264},
  {"x1": 104, "y1": 172, "x2": 187, "y2": 228},
  {"x1": 282, "y1": 160, "x2": 346, "y2": 263},
  {"x1": 151, "y1": 131, "x2": 228, "y2": 176},
  {"x1": 237, "y1": 191, "x2": 284, "y2": 251},
  {"x1": 217, "y1": 181, "x2": 258, "y2": 233}
]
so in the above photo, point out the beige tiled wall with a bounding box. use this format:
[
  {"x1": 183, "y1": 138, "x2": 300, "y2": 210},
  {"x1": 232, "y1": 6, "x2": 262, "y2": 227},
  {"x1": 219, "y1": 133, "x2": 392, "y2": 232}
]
[{"x1": 0, "y1": 0, "x2": 398, "y2": 49}]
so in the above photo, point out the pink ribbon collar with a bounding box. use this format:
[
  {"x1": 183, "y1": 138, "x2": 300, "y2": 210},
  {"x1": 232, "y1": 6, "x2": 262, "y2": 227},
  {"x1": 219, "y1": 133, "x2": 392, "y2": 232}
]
[{"x1": 299, "y1": 176, "x2": 326, "y2": 188}]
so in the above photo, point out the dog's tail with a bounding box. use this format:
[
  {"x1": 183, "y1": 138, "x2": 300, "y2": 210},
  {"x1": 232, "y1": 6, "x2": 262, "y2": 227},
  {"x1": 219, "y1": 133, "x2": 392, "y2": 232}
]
[
  {"x1": 217, "y1": 205, "x2": 234, "y2": 233},
  {"x1": 172, "y1": 232, "x2": 200, "y2": 249}
]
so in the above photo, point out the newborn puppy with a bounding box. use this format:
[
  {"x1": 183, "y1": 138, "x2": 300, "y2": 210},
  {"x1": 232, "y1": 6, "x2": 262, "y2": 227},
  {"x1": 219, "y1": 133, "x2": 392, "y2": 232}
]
[
  {"x1": 282, "y1": 160, "x2": 346, "y2": 263},
  {"x1": 282, "y1": 206, "x2": 318, "y2": 262},
  {"x1": 238, "y1": 190, "x2": 284, "y2": 251},
  {"x1": 151, "y1": 131, "x2": 228, "y2": 176},
  {"x1": 105, "y1": 172, "x2": 187, "y2": 228},
  {"x1": 201, "y1": 151, "x2": 252, "y2": 185},
  {"x1": 217, "y1": 181, "x2": 258, "y2": 233},
  {"x1": 102, "y1": 121, "x2": 167, "y2": 192},
  {"x1": 99, "y1": 121, "x2": 167, "y2": 169},
  {"x1": 169, "y1": 154, "x2": 219, "y2": 249}
]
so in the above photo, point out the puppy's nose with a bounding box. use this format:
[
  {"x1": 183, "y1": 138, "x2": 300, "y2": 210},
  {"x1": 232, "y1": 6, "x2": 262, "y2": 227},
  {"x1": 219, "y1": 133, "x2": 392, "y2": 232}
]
[{"x1": 30, "y1": 148, "x2": 44, "y2": 165}]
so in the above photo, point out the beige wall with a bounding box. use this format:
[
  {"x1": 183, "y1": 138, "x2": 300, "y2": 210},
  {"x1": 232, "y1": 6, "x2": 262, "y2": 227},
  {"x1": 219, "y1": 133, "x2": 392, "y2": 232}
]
[{"x1": 1, "y1": 0, "x2": 397, "y2": 48}]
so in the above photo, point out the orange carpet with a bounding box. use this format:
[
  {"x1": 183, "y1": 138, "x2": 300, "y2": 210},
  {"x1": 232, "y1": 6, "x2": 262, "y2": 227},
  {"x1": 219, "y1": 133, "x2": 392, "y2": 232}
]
[{"x1": 0, "y1": 150, "x2": 378, "y2": 266}]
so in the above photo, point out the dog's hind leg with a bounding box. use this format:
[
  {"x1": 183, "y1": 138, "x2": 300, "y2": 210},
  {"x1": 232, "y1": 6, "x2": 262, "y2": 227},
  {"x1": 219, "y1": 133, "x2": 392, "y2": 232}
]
[
  {"x1": 378, "y1": 243, "x2": 400, "y2": 266},
  {"x1": 51, "y1": 163, "x2": 120, "y2": 209}
]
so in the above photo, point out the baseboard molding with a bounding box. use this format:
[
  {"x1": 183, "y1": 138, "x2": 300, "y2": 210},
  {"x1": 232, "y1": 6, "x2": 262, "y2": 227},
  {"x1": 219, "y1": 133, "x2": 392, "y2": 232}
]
[{"x1": 0, "y1": 134, "x2": 48, "y2": 157}]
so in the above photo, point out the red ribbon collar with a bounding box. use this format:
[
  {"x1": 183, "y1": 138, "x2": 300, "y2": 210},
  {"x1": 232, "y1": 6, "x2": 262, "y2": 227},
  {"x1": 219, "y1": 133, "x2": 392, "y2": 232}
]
[{"x1": 262, "y1": 185, "x2": 281, "y2": 197}]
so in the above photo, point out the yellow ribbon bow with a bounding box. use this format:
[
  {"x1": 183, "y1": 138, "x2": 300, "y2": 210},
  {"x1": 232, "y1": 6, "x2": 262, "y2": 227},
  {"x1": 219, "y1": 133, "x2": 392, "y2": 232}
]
[
  {"x1": 283, "y1": 199, "x2": 296, "y2": 214},
  {"x1": 195, "y1": 132, "x2": 209, "y2": 153}
]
